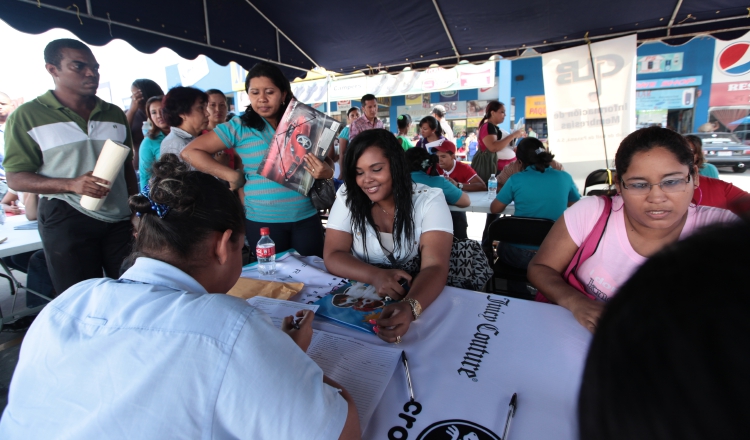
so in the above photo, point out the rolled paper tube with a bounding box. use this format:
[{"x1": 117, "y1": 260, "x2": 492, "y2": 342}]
[{"x1": 80, "y1": 139, "x2": 131, "y2": 211}]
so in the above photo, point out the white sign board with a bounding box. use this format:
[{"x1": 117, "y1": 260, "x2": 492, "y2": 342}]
[{"x1": 543, "y1": 35, "x2": 636, "y2": 164}]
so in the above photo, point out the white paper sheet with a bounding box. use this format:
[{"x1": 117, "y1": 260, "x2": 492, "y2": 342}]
[
  {"x1": 306, "y1": 330, "x2": 402, "y2": 432},
  {"x1": 246, "y1": 296, "x2": 318, "y2": 328}
]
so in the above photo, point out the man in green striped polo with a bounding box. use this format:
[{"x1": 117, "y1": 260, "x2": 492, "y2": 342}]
[{"x1": 3, "y1": 39, "x2": 138, "y2": 295}]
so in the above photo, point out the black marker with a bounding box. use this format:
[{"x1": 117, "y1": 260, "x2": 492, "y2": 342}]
[
  {"x1": 401, "y1": 351, "x2": 415, "y2": 402},
  {"x1": 502, "y1": 393, "x2": 517, "y2": 440}
]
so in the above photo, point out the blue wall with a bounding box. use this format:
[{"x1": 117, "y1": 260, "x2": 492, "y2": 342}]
[
  {"x1": 635, "y1": 37, "x2": 715, "y2": 129},
  {"x1": 511, "y1": 57, "x2": 546, "y2": 121}
]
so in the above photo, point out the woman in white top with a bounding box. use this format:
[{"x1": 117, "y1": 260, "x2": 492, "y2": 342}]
[
  {"x1": 0, "y1": 155, "x2": 360, "y2": 440},
  {"x1": 324, "y1": 129, "x2": 453, "y2": 344}
]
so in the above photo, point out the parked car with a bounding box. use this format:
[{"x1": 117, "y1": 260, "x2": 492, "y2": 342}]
[{"x1": 691, "y1": 132, "x2": 750, "y2": 173}]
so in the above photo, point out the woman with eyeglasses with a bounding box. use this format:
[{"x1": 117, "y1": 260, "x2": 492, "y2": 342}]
[{"x1": 528, "y1": 127, "x2": 738, "y2": 332}]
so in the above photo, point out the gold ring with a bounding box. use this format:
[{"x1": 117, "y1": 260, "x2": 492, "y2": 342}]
[{"x1": 395, "y1": 336, "x2": 401, "y2": 344}]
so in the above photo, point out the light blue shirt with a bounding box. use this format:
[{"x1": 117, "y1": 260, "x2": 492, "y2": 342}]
[
  {"x1": 410, "y1": 171, "x2": 463, "y2": 205},
  {"x1": 214, "y1": 116, "x2": 318, "y2": 223},
  {"x1": 497, "y1": 165, "x2": 581, "y2": 220},
  {"x1": 0, "y1": 258, "x2": 347, "y2": 439}
]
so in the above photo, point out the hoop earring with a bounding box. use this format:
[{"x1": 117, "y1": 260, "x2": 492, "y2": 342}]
[{"x1": 694, "y1": 186, "x2": 702, "y2": 206}]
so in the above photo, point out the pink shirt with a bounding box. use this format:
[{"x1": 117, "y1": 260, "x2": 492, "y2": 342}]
[
  {"x1": 348, "y1": 115, "x2": 383, "y2": 139},
  {"x1": 564, "y1": 195, "x2": 738, "y2": 302}
]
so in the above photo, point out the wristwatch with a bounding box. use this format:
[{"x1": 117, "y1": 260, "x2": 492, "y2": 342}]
[
  {"x1": 403, "y1": 297, "x2": 422, "y2": 320},
  {"x1": 457, "y1": 182, "x2": 464, "y2": 190}
]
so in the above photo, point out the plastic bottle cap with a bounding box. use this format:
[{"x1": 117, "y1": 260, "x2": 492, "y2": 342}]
[{"x1": 260, "y1": 227, "x2": 270, "y2": 235}]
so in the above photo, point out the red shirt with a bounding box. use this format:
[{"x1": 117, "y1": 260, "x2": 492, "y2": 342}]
[
  {"x1": 440, "y1": 160, "x2": 478, "y2": 184},
  {"x1": 692, "y1": 176, "x2": 750, "y2": 215}
]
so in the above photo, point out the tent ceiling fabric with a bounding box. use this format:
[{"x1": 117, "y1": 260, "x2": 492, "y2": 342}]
[{"x1": 2, "y1": 0, "x2": 749, "y2": 78}]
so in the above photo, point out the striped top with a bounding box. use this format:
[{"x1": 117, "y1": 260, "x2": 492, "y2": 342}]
[
  {"x1": 215, "y1": 116, "x2": 317, "y2": 223},
  {"x1": 3, "y1": 90, "x2": 132, "y2": 222}
]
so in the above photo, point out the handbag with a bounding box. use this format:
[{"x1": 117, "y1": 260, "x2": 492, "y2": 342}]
[
  {"x1": 378, "y1": 237, "x2": 492, "y2": 292},
  {"x1": 471, "y1": 148, "x2": 498, "y2": 184},
  {"x1": 535, "y1": 196, "x2": 612, "y2": 303},
  {"x1": 310, "y1": 178, "x2": 336, "y2": 211}
]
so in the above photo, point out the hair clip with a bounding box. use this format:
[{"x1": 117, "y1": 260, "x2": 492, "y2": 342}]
[
  {"x1": 398, "y1": 115, "x2": 404, "y2": 120},
  {"x1": 137, "y1": 184, "x2": 170, "y2": 219},
  {"x1": 421, "y1": 159, "x2": 431, "y2": 170},
  {"x1": 535, "y1": 147, "x2": 545, "y2": 155}
]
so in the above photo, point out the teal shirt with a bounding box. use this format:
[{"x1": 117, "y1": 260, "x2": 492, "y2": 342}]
[
  {"x1": 699, "y1": 163, "x2": 720, "y2": 179},
  {"x1": 410, "y1": 171, "x2": 462, "y2": 205},
  {"x1": 138, "y1": 132, "x2": 165, "y2": 189},
  {"x1": 214, "y1": 117, "x2": 318, "y2": 223},
  {"x1": 497, "y1": 165, "x2": 581, "y2": 221},
  {"x1": 498, "y1": 165, "x2": 581, "y2": 250},
  {"x1": 338, "y1": 126, "x2": 350, "y2": 141}
]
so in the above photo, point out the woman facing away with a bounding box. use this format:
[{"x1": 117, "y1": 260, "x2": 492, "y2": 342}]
[
  {"x1": 323, "y1": 129, "x2": 454, "y2": 343},
  {"x1": 395, "y1": 114, "x2": 413, "y2": 151},
  {"x1": 0, "y1": 155, "x2": 360, "y2": 440},
  {"x1": 406, "y1": 146, "x2": 470, "y2": 239},
  {"x1": 490, "y1": 137, "x2": 581, "y2": 270},
  {"x1": 182, "y1": 62, "x2": 334, "y2": 257},
  {"x1": 528, "y1": 126, "x2": 738, "y2": 332},
  {"x1": 138, "y1": 95, "x2": 169, "y2": 189}
]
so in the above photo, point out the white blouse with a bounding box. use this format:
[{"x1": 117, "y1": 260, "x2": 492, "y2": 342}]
[{"x1": 327, "y1": 183, "x2": 453, "y2": 266}]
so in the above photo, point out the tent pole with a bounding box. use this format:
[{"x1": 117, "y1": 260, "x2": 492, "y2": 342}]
[
  {"x1": 203, "y1": 0, "x2": 211, "y2": 46},
  {"x1": 277, "y1": 30, "x2": 281, "y2": 63},
  {"x1": 585, "y1": 34, "x2": 610, "y2": 170},
  {"x1": 431, "y1": 0, "x2": 460, "y2": 61},
  {"x1": 85, "y1": 0, "x2": 92, "y2": 16},
  {"x1": 243, "y1": 0, "x2": 320, "y2": 68},
  {"x1": 666, "y1": 0, "x2": 684, "y2": 36}
]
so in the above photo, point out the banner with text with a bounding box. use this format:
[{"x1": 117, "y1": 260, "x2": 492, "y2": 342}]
[
  {"x1": 542, "y1": 35, "x2": 636, "y2": 164},
  {"x1": 292, "y1": 62, "x2": 496, "y2": 103}
]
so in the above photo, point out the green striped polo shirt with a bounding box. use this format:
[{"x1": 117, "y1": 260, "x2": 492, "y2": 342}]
[
  {"x1": 3, "y1": 91, "x2": 133, "y2": 223},
  {"x1": 215, "y1": 116, "x2": 317, "y2": 223}
]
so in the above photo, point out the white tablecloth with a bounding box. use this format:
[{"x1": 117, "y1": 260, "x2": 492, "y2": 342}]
[
  {"x1": 0, "y1": 215, "x2": 42, "y2": 259},
  {"x1": 449, "y1": 191, "x2": 515, "y2": 215},
  {"x1": 242, "y1": 253, "x2": 591, "y2": 440}
]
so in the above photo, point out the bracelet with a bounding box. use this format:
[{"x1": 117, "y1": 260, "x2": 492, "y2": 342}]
[{"x1": 402, "y1": 297, "x2": 422, "y2": 321}]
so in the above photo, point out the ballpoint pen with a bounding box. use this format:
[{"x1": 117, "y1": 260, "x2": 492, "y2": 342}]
[
  {"x1": 292, "y1": 317, "x2": 301, "y2": 330},
  {"x1": 401, "y1": 351, "x2": 415, "y2": 402},
  {"x1": 502, "y1": 393, "x2": 517, "y2": 440}
]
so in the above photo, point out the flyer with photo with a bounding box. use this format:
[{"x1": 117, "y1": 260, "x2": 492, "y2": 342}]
[{"x1": 257, "y1": 98, "x2": 341, "y2": 195}]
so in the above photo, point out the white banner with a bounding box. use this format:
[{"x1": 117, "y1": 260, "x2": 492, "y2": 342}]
[
  {"x1": 543, "y1": 35, "x2": 636, "y2": 164},
  {"x1": 292, "y1": 62, "x2": 496, "y2": 103}
]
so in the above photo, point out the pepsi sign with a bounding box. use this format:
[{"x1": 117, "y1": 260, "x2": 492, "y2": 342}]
[{"x1": 718, "y1": 42, "x2": 750, "y2": 76}]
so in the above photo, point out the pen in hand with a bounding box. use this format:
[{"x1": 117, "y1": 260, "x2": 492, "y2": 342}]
[{"x1": 291, "y1": 317, "x2": 301, "y2": 330}]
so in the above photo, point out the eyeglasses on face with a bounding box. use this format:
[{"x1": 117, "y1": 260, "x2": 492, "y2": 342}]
[{"x1": 621, "y1": 175, "x2": 691, "y2": 195}]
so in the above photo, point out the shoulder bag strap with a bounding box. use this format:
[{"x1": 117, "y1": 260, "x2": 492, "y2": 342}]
[{"x1": 563, "y1": 196, "x2": 613, "y2": 287}]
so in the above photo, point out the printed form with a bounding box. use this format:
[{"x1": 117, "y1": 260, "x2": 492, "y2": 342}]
[{"x1": 307, "y1": 331, "x2": 401, "y2": 431}]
